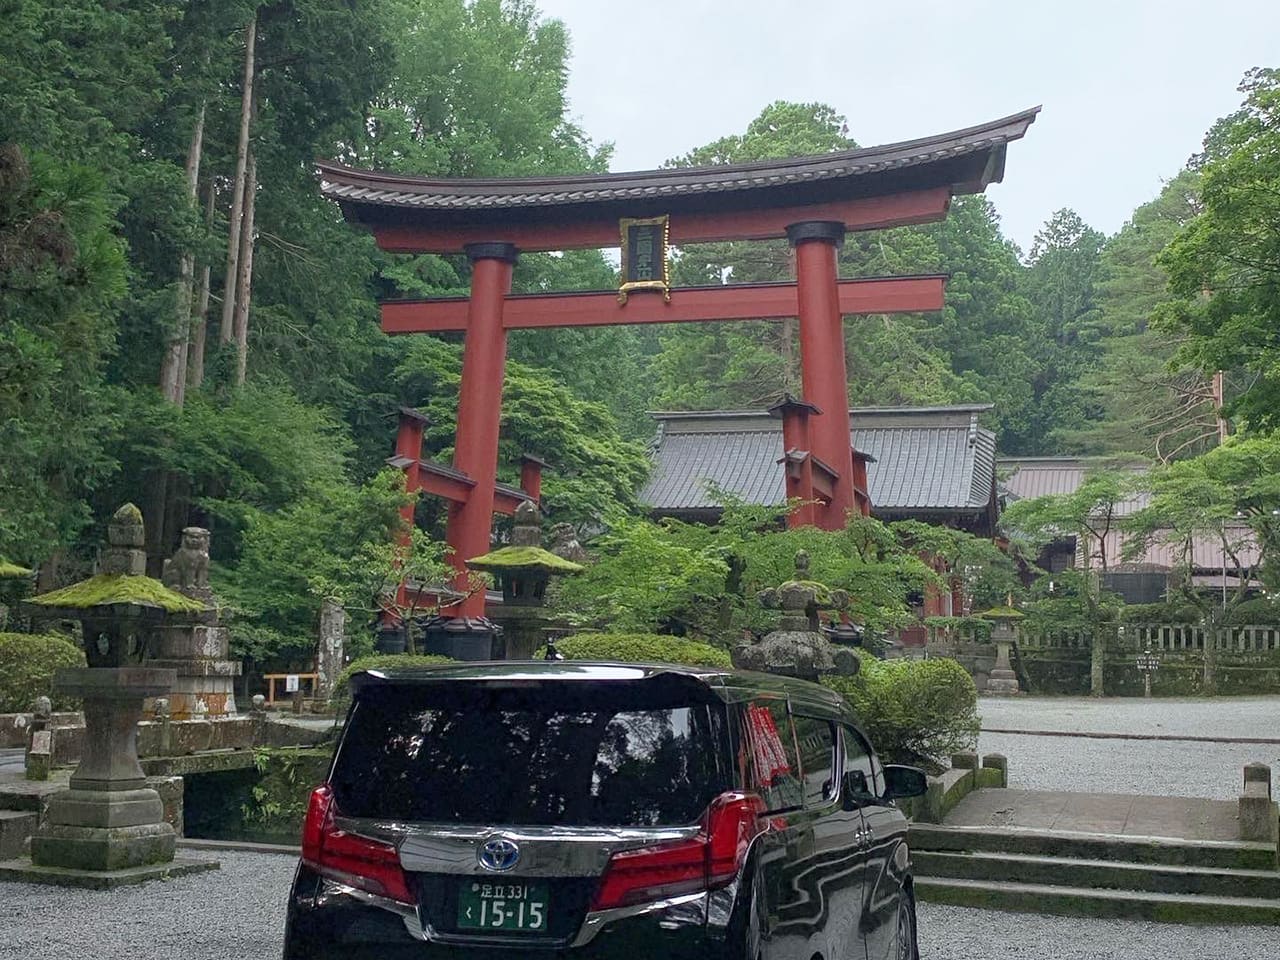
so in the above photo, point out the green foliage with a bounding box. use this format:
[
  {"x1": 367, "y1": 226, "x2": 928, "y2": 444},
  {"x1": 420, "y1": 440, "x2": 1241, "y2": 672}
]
[
  {"x1": 1126, "y1": 433, "x2": 1280, "y2": 599},
  {"x1": 332, "y1": 652, "x2": 455, "y2": 700},
  {"x1": 241, "y1": 747, "x2": 331, "y2": 835},
  {"x1": 823, "y1": 656, "x2": 978, "y2": 772},
  {"x1": 1119, "y1": 602, "x2": 1202, "y2": 624},
  {"x1": 1222, "y1": 596, "x2": 1280, "y2": 625},
  {"x1": 1001, "y1": 468, "x2": 1142, "y2": 570},
  {"x1": 1157, "y1": 68, "x2": 1280, "y2": 433},
  {"x1": 0, "y1": 632, "x2": 85, "y2": 712},
  {"x1": 216, "y1": 471, "x2": 452, "y2": 664},
  {"x1": 554, "y1": 517, "x2": 731, "y2": 633},
  {"x1": 541, "y1": 632, "x2": 732, "y2": 668}
]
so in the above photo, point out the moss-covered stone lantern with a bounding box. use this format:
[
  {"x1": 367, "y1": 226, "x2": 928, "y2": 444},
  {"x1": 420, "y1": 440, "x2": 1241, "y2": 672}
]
[
  {"x1": 0, "y1": 504, "x2": 218, "y2": 886},
  {"x1": 463, "y1": 501, "x2": 583, "y2": 659},
  {"x1": 467, "y1": 502, "x2": 583, "y2": 607},
  {"x1": 977, "y1": 604, "x2": 1024, "y2": 697},
  {"x1": 734, "y1": 551, "x2": 860, "y2": 682}
]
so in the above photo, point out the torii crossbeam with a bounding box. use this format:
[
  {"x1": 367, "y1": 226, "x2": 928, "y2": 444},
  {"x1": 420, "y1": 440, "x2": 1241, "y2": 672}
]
[{"x1": 320, "y1": 107, "x2": 1039, "y2": 618}]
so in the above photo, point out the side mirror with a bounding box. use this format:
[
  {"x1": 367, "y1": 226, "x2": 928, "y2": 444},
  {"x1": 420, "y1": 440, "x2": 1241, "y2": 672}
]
[
  {"x1": 841, "y1": 770, "x2": 876, "y2": 809},
  {"x1": 882, "y1": 764, "x2": 928, "y2": 800}
]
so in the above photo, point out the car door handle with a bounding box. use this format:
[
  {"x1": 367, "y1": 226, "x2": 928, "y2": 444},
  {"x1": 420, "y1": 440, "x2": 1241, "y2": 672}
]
[{"x1": 854, "y1": 826, "x2": 873, "y2": 848}]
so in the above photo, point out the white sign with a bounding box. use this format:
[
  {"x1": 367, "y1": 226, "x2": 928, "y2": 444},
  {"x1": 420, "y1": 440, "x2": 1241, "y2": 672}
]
[{"x1": 285, "y1": 674, "x2": 300, "y2": 693}]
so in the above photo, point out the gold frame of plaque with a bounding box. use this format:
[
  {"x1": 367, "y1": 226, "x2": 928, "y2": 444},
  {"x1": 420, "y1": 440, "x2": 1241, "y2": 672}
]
[{"x1": 617, "y1": 215, "x2": 671, "y2": 304}]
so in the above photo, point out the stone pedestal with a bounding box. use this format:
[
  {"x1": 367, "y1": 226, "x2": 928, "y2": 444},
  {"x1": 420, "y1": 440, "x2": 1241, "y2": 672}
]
[
  {"x1": 987, "y1": 637, "x2": 1021, "y2": 696},
  {"x1": 147, "y1": 623, "x2": 240, "y2": 718},
  {"x1": 29, "y1": 667, "x2": 180, "y2": 872}
]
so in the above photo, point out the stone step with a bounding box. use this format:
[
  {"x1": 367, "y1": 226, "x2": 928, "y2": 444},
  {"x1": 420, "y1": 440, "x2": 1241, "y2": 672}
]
[
  {"x1": 914, "y1": 850, "x2": 1280, "y2": 899},
  {"x1": 909, "y1": 823, "x2": 1277, "y2": 870},
  {"x1": 914, "y1": 875, "x2": 1280, "y2": 925},
  {"x1": 0, "y1": 810, "x2": 37, "y2": 860}
]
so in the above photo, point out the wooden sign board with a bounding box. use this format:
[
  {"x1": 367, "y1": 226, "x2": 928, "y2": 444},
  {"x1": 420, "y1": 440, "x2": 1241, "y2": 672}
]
[{"x1": 618, "y1": 215, "x2": 670, "y2": 303}]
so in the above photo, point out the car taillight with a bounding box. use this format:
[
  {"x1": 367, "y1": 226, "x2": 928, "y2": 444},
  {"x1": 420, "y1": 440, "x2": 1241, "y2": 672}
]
[
  {"x1": 589, "y1": 792, "x2": 765, "y2": 912},
  {"x1": 300, "y1": 784, "x2": 414, "y2": 905}
]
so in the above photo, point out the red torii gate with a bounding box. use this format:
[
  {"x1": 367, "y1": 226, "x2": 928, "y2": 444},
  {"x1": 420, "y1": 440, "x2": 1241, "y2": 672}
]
[{"x1": 319, "y1": 108, "x2": 1038, "y2": 619}]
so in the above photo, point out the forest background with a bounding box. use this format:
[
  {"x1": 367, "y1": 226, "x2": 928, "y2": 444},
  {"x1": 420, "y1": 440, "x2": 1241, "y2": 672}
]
[{"x1": 3, "y1": 0, "x2": 1278, "y2": 663}]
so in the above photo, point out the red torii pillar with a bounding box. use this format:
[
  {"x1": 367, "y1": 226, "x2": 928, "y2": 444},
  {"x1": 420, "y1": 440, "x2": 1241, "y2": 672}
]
[
  {"x1": 448, "y1": 243, "x2": 519, "y2": 617},
  {"x1": 789, "y1": 221, "x2": 855, "y2": 531}
]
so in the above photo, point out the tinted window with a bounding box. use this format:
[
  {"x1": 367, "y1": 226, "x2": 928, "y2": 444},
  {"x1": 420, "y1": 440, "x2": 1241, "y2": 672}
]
[
  {"x1": 743, "y1": 700, "x2": 803, "y2": 812},
  {"x1": 842, "y1": 725, "x2": 878, "y2": 798},
  {"x1": 331, "y1": 680, "x2": 730, "y2": 827},
  {"x1": 793, "y1": 715, "x2": 836, "y2": 807}
]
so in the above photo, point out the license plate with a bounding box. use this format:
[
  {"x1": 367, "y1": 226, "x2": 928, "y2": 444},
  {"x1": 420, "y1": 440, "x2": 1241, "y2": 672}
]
[{"x1": 457, "y1": 881, "x2": 549, "y2": 932}]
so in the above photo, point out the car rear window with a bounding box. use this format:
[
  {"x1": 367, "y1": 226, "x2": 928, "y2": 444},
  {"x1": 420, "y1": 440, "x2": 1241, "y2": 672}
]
[{"x1": 331, "y1": 678, "x2": 732, "y2": 827}]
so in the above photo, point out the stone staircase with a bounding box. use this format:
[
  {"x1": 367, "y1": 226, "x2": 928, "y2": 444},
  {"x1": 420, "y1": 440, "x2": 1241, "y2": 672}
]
[{"x1": 910, "y1": 794, "x2": 1280, "y2": 925}]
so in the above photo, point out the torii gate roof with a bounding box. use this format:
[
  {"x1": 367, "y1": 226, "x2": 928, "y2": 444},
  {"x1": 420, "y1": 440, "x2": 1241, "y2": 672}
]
[{"x1": 318, "y1": 107, "x2": 1040, "y2": 253}]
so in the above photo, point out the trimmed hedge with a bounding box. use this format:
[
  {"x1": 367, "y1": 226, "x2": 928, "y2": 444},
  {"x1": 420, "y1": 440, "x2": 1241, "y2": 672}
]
[
  {"x1": 824, "y1": 655, "x2": 978, "y2": 773},
  {"x1": 539, "y1": 633, "x2": 733, "y2": 668},
  {"x1": 0, "y1": 632, "x2": 86, "y2": 712},
  {"x1": 332, "y1": 652, "x2": 455, "y2": 700}
]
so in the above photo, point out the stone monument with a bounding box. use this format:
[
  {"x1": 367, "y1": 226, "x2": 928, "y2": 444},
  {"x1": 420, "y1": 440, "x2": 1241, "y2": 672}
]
[
  {"x1": 316, "y1": 597, "x2": 346, "y2": 699},
  {"x1": 150, "y1": 526, "x2": 240, "y2": 718},
  {"x1": 0, "y1": 504, "x2": 218, "y2": 887},
  {"x1": 978, "y1": 605, "x2": 1024, "y2": 696},
  {"x1": 734, "y1": 551, "x2": 861, "y2": 682}
]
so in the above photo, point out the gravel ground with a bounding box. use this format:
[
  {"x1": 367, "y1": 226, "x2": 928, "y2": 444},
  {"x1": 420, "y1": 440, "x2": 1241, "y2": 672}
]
[
  {"x1": 916, "y1": 903, "x2": 1277, "y2": 959},
  {"x1": 978, "y1": 695, "x2": 1280, "y2": 738},
  {"x1": 0, "y1": 850, "x2": 296, "y2": 960},
  {"x1": 0, "y1": 852, "x2": 1272, "y2": 960},
  {"x1": 974, "y1": 696, "x2": 1280, "y2": 800}
]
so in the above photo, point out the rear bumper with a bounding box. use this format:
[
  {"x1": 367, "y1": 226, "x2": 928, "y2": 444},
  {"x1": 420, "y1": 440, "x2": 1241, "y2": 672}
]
[{"x1": 283, "y1": 863, "x2": 734, "y2": 960}]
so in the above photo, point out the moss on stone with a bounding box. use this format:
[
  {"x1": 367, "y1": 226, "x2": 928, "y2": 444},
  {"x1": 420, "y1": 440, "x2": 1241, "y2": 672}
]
[
  {"x1": 30, "y1": 574, "x2": 207, "y2": 613},
  {"x1": 977, "y1": 605, "x2": 1025, "y2": 620},
  {"x1": 0, "y1": 561, "x2": 32, "y2": 579},
  {"x1": 466, "y1": 546, "x2": 584, "y2": 574}
]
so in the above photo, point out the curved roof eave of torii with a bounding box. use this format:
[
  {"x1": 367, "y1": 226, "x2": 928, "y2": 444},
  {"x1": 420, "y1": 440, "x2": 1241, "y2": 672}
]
[{"x1": 317, "y1": 106, "x2": 1040, "y2": 254}]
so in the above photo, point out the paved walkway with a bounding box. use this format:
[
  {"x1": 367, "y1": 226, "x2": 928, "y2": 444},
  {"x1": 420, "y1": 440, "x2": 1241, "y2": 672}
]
[{"x1": 945, "y1": 788, "x2": 1242, "y2": 842}]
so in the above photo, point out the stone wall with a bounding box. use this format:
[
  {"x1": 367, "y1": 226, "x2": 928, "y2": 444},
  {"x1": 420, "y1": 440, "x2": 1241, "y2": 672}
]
[{"x1": 938, "y1": 623, "x2": 1280, "y2": 696}]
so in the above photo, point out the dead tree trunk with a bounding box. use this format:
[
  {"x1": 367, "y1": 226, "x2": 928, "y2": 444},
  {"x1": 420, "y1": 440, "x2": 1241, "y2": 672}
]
[
  {"x1": 159, "y1": 104, "x2": 206, "y2": 405},
  {"x1": 232, "y1": 145, "x2": 257, "y2": 387},
  {"x1": 187, "y1": 182, "x2": 215, "y2": 391},
  {"x1": 220, "y1": 11, "x2": 257, "y2": 346}
]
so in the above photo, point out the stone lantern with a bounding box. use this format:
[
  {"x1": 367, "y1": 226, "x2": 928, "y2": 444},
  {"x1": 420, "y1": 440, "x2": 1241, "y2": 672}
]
[
  {"x1": 977, "y1": 604, "x2": 1024, "y2": 697},
  {"x1": 734, "y1": 551, "x2": 861, "y2": 682},
  {"x1": 1, "y1": 504, "x2": 218, "y2": 885},
  {"x1": 462, "y1": 501, "x2": 584, "y2": 659}
]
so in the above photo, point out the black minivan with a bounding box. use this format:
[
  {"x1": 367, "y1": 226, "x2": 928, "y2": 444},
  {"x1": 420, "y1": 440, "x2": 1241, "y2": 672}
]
[{"x1": 283, "y1": 661, "x2": 926, "y2": 960}]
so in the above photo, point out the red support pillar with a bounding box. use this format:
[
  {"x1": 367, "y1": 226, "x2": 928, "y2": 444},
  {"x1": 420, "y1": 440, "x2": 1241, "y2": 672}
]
[
  {"x1": 789, "y1": 221, "x2": 854, "y2": 530},
  {"x1": 445, "y1": 242, "x2": 518, "y2": 617},
  {"x1": 769, "y1": 395, "x2": 821, "y2": 528},
  {"x1": 519, "y1": 454, "x2": 547, "y2": 503},
  {"x1": 392, "y1": 408, "x2": 429, "y2": 617}
]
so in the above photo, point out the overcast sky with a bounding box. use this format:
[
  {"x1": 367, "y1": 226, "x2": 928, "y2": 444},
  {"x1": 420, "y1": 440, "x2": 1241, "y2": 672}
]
[{"x1": 535, "y1": 0, "x2": 1279, "y2": 252}]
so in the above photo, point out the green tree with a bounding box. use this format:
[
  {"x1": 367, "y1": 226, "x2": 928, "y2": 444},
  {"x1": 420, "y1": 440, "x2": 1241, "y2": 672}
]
[{"x1": 1157, "y1": 67, "x2": 1280, "y2": 434}]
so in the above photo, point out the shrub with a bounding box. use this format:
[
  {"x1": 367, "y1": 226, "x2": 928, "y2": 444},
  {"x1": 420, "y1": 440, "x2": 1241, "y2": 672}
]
[
  {"x1": 824, "y1": 656, "x2": 978, "y2": 773},
  {"x1": 332, "y1": 652, "x2": 455, "y2": 700},
  {"x1": 0, "y1": 632, "x2": 86, "y2": 712},
  {"x1": 541, "y1": 633, "x2": 733, "y2": 668},
  {"x1": 1120, "y1": 602, "x2": 1202, "y2": 624},
  {"x1": 1223, "y1": 597, "x2": 1280, "y2": 625}
]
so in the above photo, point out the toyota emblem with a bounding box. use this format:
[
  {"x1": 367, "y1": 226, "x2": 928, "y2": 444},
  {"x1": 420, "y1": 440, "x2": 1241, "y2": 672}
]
[{"x1": 477, "y1": 836, "x2": 520, "y2": 872}]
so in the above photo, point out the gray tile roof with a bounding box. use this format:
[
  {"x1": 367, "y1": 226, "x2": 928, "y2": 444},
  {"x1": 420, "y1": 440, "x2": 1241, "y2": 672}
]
[
  {"x1": 318, "y1": 109, "x2": 1039, "y2": 213},
  {"x1": 641, "y1": 407, "x2": 997, "y2": 515}
]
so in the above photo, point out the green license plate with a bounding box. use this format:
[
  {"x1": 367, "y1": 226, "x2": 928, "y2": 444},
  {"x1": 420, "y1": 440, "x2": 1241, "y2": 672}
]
[{"x1": 457, "y1": 880, "x2": 549, "y2": 932}]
